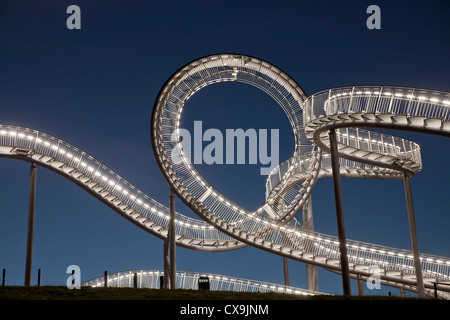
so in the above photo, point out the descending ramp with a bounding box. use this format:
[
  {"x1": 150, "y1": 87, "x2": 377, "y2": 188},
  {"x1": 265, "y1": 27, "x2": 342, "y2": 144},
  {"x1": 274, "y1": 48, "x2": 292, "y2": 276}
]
[
  {"x1": 82, "y1": 269, "x2": 327, "y2": 296},
  {"x1": 0, "y1": 125, "x2": 241, "y2": 252},
  {"x1": 1, "y1": 54, "x2": 450, "y2": 298}
]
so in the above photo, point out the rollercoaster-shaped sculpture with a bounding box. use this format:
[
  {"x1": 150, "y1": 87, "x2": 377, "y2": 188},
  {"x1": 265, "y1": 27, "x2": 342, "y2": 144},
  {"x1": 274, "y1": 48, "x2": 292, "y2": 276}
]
[{"x1": 1, "y1": 54, "x2": 449, "y2": 298}]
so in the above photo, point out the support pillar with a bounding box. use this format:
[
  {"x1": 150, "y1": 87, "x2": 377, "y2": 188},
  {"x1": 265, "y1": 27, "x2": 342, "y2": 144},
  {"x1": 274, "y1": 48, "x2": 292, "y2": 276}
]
[
  {"x1": 400, "y1": 287, "x2": 405, "y2": 297},
  {"x1": 357, "y1": 274, "x2": 364, "y2": 296},
  {"x1": 283, "y1": 257, "x2": 290, "y2": 287},
  {"x1": 37, "y1": 269, "x2": 41, "y2": 287},
  {"x1": 403, "y1": 173, "x2": 425, "y2": 298},
  {"x1": 163, "y1": 239, "x2": 170, "y2": 289},
  {"x1": 328, "y1": 129, "x2": 351, "y2": 296},
  {"x1": 104, "y1": 271, "x2": 107, "y2": 287},
  {"x1": 24, "y1": 163, "x2": 37, "y2": 287},
  {"x1": 169, "y1": 187, "x2": 176, "y2": 289},
  {"x1": 302, "y1": 196, "x2": 319, "y2": 291}
]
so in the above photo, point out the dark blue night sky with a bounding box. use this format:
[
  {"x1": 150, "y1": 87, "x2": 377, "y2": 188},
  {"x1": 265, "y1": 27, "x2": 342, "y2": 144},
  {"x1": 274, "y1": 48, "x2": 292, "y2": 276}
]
[{"x1": 0, "y1": 0, "x2": 449, "y2": 297}]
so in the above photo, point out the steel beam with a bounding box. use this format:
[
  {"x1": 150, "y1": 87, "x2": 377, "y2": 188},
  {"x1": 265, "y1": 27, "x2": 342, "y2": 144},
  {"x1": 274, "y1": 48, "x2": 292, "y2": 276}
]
[
  {"x1": 302, "y1": 196, "x2": 319, "y2": 291},
  {"x1": 163, "y1": 238, "x2": 170, "y2": 289},
  {"x1": 283, "y1": 257, "x2": 290, "y2": 287},
  {"x1": 403, "y1": 173, "x2": 425, "y2": 298},
  {"x1": 169, "y1": 187, "x2": 176, "y2": 289},
  {"x1": 328, "y1": 129, "x2": 352, "y2": 296},
  {"x1": 24, "y1": 163, "x2": 37, "y2": 287},
  {"x1": 357, "y1": 274, "x2": 364, "y2": 296}
]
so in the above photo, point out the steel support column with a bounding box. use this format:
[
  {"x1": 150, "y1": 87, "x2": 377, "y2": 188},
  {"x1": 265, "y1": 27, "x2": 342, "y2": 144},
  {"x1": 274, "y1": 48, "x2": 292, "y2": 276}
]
[
  {"x1": 403, "y1": 173, "x2": 425, "y2": 298},
  {"x1": 169, "y1": 187, "x2": 176, "y2": 289},
  {"x1": 328, "y1": 129, "x2": 351, "y2": 296},
  {"x1": 163, "y1": 238, "x2": 170, "y2": 289},
  {"x1": 283, "y1": 257, "x2": 290, "y2": 287},
  {"x1": 357, "y1": 274, "x2": 364, "y2": 296},
  {"x1": 24, "y1": 163, "x2": 37, "y2": 287},
  {"x1": 302, "y1": 196, "x2": 319, "y2": 291}
]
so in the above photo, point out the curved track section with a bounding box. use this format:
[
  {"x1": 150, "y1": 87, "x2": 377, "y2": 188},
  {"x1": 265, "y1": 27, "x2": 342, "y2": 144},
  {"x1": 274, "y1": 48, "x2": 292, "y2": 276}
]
[
  {"x1": 82, "y1": 269, "x2": 327, "y2": 296},
  {"x1": 304, "y1": 86, "x2": 449, "y2": 174},
  {"x1": 0, "y1": 125, "x2": 241, "y2": 251},
  {"x1": 151, "y1": 55, "x2": 450, "y2": 297},
  {"x1": 151, "y1": 53, "x2": 321, "y2": 239},
  {"x1": 265, "y1": 145, "x2": 415, "y2": 203}
]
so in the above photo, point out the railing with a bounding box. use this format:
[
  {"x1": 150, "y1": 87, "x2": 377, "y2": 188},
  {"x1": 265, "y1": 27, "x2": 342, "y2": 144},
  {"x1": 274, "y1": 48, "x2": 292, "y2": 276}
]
[
  {"x1": 82, "y1": 269, "x2": 324, "y2": 296},
  {"x1": 152, "y1": 54, "x2": 318, "y2": 229},
  {"x1": 253, "y1": 223, "x2": 450, "y2": 283},
  {"x1": 304, "y1": 86, "x2": 450, "y2": 123},
  {"x1": 334, "y1": 127, "x2": 422, "y2": 168},
  {"x1": 153, "y1": 56, "x2": 450, "y2": 291},
  {"x1": 0, "y1": 125, "x2": 237, "y2": 248},
  {"x1": 264, "y1": 148, "x2": 409, "y2": 201},
  {"x1": 301, "y1": 87, "x2": 441, "y2": 175}
]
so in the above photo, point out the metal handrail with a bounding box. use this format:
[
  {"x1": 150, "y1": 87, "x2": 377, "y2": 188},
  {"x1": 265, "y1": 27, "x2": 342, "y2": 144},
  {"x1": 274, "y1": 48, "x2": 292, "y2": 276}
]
[
  {"x1": 82, "y1": 269, "x2": 326, "y2": 296},
  {"x1": 303, "y1": 86, "x2": 449, "y2": 173},
  {"x1": 0, "y1": 125, "x2": 237, "y2": 249}
]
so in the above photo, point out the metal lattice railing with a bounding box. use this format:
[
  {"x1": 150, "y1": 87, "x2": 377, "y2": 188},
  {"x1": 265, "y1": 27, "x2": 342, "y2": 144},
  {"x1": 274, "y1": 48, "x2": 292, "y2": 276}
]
[
  {"x1": 82, "y1": 269, "x2": 325, "y2": 296},
  {"x1": 0, "y1": 125, "x2": 238, "y2": 249},
  {"x1": 303, "y1": 86, "x2": 449, "y2": 173},
  {"x1": 152, "y1": 53, "x2": 321, "y2": 231},
  {"x1": 305, "y1": 86, "x2": 450, "y2": 122}
]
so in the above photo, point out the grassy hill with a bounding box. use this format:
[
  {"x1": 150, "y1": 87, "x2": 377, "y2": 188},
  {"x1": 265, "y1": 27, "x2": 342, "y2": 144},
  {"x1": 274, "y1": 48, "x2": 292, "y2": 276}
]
[{"x1": 0, "y1": 285, "x2": 423, "y2": 300}]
